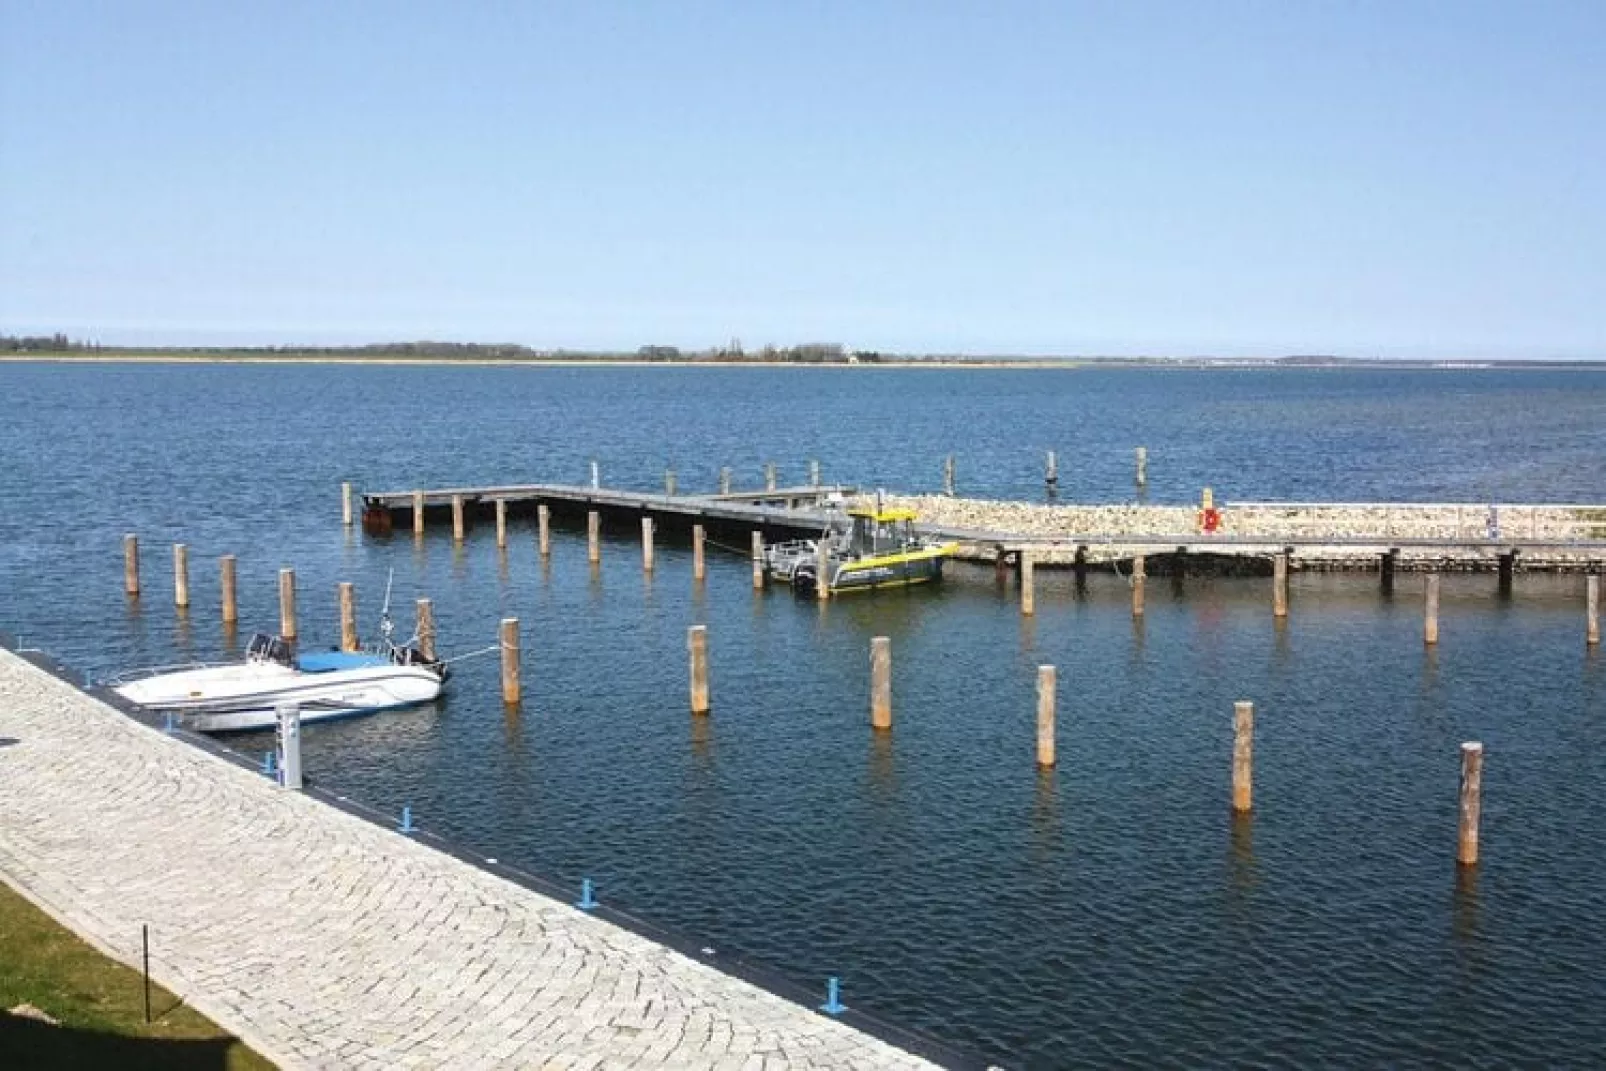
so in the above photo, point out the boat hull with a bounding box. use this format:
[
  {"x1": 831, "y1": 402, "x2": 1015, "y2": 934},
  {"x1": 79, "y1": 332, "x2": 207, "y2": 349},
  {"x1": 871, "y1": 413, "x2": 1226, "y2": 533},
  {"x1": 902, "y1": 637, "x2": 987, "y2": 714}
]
[{"x1": 115, "y1": 662, "x2": 443, "y2": 733}]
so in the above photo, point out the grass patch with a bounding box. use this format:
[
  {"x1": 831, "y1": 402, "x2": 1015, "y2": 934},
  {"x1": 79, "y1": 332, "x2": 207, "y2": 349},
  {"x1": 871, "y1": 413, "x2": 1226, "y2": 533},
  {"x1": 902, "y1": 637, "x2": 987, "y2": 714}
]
[{"x1": 0, "y1": 879, "x2": 274, "y2": 1069}]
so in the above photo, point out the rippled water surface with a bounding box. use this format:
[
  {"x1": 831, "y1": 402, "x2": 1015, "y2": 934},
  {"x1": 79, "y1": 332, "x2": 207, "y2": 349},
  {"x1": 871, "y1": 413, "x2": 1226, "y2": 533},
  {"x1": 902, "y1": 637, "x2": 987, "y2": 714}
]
[{"x1": 2, "y1": 363, "x2": 1604, "y2": 1067}]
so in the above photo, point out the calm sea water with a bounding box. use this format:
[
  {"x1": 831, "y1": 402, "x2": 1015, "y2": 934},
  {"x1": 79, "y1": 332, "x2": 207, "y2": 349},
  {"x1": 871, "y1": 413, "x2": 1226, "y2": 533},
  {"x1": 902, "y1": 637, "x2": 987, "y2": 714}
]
[{"x1": 2, "y1": 362, "x2": 1604, "y2": 1068}]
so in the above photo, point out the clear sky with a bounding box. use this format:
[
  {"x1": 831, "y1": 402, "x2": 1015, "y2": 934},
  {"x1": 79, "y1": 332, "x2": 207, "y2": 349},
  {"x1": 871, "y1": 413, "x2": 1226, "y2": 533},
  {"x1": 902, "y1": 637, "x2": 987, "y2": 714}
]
[{"x1": 2, "y1": 1, "x2": 1602, "y2": 357}]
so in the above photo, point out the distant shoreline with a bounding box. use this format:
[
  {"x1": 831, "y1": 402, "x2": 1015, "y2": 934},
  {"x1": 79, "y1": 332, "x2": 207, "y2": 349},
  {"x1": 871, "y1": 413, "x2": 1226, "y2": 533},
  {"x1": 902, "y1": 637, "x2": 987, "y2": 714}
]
[{"x1": 2, "y1": 354, "x2": 1603, "y2": 371}]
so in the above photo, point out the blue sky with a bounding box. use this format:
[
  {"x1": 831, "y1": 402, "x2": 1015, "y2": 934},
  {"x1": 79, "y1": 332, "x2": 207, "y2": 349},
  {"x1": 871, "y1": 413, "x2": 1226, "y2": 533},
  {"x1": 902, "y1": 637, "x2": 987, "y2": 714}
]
[{"x1": 2, "y1": 1, "x2": 1602, "y2": 357}]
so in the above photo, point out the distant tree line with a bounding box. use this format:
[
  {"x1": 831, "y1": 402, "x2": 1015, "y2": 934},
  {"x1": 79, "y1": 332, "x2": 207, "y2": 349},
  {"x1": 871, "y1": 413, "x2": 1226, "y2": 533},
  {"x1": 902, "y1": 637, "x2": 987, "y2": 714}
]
[{"x1": 1, "y1": 333, "x2": 92, "y2": 352}]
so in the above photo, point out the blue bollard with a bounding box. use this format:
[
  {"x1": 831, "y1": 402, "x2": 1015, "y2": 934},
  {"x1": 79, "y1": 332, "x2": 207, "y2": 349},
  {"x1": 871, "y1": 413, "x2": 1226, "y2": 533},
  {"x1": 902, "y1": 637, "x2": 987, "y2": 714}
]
[
  {"x1": 820, "y1": 975, "x2": 846, "y2": 1015},
  {"x1": 398, "y1": 806, "x2": 415, "y2": 834},
  {"x1": 575, "y1": 878, "x2": 597, "y2": 910},
  {"x1": 260, "y1": 751, "x2": 277, "y2": 776}
]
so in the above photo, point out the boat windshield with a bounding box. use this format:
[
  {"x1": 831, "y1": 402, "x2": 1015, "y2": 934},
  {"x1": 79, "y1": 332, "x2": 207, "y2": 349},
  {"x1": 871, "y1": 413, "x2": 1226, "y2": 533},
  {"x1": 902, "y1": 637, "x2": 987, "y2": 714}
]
[{"x1": 245, "y1": 633, "x2": 295, "y2": 667}]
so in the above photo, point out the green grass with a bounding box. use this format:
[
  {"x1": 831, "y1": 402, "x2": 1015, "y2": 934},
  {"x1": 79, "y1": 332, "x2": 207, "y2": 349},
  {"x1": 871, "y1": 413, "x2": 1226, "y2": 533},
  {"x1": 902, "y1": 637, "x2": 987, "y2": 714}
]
[{"x1": 0, "y1": 880, "x2": 274, "y2": 1069}]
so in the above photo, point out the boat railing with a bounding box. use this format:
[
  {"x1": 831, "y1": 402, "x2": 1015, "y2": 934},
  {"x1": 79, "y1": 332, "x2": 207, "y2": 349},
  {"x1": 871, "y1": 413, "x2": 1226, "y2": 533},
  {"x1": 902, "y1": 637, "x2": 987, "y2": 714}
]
[{"x1": 101, "y1": 659, "x2": 239, "y2": 687}]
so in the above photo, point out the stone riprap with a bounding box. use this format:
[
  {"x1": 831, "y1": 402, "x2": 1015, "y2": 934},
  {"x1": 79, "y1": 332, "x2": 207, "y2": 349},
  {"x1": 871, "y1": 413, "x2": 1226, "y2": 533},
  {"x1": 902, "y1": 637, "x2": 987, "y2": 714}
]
[{"x1": 0, "y1": 649, "x2": 943, "y2": 1071}]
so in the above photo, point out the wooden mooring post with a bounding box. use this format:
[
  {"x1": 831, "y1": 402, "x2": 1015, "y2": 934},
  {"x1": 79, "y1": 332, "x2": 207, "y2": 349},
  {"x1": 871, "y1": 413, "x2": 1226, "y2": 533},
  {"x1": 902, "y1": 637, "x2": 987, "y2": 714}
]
[
  {"x1": 416, "y1": 598, "x2": 436, "y2": 661},
  {"x1": 1588, "y1": 574, "x2": 1600, "y2": 646},
  {"x1": 1232, "y1": 700, "x2": 1254, "y2": 813},
  {"x1": 588, "y1": 511, "x2": 601, "y2": 564},
  {"x1": 1132, "y1": 555, "x2": 1146, "y2": 617},
  {"x1": 1135, "y1": 446, "x2": 1148, "y2": 488},
  {"x1": 1424, "y1": 573, "x2": 1441, "y2": 646},
  {"x1": 688, "y1": 625, "x2": 710, "y2": 714},
  {"x1": 1020, "y1": 551, "x2": 1035, "y2": 616},
  {"x1": 412, "y1": 491, "x2": 425, "y2": 536},
  {"x1": 495, "y1": 499, "x2": 508, "y2": 549},
  {"x1": 815, "y1": 538, "x2": 830, "y2": 602},
  {"x1": 641, "y1": 516, "x2": 655, "y2": 572},
  {"x1": 1273, "y1": 552, "x2": 1289, "y2": 618},
  {"x1": 123, "y1": 534, "x2": 140, "y2": 596},
  {"x1": 1045, "y1": 450, "x2": 1058, "y2": 495},
  {"x1": 1036, "y1": 665, "x2": 1056, "y2": 768},
  {"x1": 451, "y1": 494, "x2": 465, "y2": 542},
  {"x1": 341, "y1": 481, "x2": 353, "y2": 527},
  {"x1": 172, "y1": 543, "x2": 190, "y2": 609},
  {"x1": 751, "y1": 530, "x2": 765, "y2": 590},
  {"x1": 499, "y1": 617, "x2": 521, "y2": 704},
  {"x1": 1458, "y1": 741, "x2": 1483, "y2": 866},
  {"x1": 219, "y1": 554, "x2": 237, "y2": 625},
  {"x1": 278, "y1": 568, "x2": 297, "y2": 641},
  {"x1": 537, "y1": 503, "x2": 551, "y2": 556},
  {"x1": 692, "y1": 524, "x2": 706, "y2": 581},
  {"x1": 338, "y1": 582, "x2": 358, "y2": 651},
  {"x1": 870, "y1": 636, "x2": 892, "y2": 730}
]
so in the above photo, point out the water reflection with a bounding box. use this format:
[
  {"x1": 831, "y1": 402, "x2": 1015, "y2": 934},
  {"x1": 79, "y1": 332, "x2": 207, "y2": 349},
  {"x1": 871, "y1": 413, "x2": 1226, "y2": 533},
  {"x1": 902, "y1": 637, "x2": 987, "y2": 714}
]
[
  {"x1": 866, "y1": 728, "x2": 896, "y2": 807},
  {"x1": 1029, "y1": 768, "x2": 1060, "y2": 861}
]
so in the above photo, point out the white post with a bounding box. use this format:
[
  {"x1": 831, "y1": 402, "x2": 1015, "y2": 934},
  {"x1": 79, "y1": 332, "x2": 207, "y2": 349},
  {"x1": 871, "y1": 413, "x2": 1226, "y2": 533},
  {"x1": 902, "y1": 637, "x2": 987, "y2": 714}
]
[{"x1": 276, "y1": 703, "x2": 303, "y2": 790}]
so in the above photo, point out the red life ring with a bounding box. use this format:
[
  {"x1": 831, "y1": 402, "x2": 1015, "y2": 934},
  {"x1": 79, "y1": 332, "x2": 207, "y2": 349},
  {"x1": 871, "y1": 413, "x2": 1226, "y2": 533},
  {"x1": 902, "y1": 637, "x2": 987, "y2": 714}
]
[{"x1": 1200, "y1": 508, "x2": 1221, "y2": 533}]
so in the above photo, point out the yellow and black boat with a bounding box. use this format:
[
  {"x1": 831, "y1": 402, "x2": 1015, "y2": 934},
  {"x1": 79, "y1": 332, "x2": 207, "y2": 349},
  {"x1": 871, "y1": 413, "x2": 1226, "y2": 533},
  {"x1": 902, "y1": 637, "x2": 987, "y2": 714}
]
[{"x1": 779, "y1": 502, "x2": 958, "y2": 596}]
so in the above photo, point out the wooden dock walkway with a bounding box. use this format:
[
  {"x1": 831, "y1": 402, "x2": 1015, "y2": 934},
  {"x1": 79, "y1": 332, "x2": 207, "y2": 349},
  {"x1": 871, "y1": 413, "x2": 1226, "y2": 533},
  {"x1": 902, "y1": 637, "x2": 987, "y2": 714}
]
[{"x1": 0, "y1": 644, "x2": 974, "y2": 1069}]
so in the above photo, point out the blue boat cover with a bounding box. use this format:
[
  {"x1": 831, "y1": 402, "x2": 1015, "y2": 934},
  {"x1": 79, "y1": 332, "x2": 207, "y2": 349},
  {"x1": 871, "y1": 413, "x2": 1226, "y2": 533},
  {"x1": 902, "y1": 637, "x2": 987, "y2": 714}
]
[{"x1": 296, "y1": 651, "x2": 392, "y2": 673}]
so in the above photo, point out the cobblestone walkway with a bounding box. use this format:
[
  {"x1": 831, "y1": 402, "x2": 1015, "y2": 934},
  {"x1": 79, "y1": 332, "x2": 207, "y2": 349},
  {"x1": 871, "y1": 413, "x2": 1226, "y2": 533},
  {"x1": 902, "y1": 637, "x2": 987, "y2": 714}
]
[{"x1": 0, "y1": 650, "x2": 939, "y2": 1070}]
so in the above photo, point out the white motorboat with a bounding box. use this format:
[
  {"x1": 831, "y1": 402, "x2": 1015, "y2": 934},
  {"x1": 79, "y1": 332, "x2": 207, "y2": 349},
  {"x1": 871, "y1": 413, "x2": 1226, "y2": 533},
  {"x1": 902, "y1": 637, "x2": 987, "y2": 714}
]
[{"x1": 112, "y1": 633, "x2": 447, "y2": 733}]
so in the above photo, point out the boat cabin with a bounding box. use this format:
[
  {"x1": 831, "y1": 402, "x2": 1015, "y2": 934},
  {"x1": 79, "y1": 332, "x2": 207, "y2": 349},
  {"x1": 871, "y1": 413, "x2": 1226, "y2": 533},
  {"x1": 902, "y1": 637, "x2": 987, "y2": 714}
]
[{"x1": 846, "y1": 506, "x2": 920, "y2": 557}]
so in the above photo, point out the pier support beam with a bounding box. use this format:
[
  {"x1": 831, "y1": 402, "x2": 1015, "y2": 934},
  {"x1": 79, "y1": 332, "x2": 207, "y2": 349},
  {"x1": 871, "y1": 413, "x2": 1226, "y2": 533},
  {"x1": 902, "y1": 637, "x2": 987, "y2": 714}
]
[
  {"x1": 1587, "y1": 574, "x2": 1599, "y2": 646},
  {"x1": 342, "y1": 482, "x2": 353, "y2": 527},
  {"x1": 1132, "y1": 555, "x2": 1146, "y2": 617},
  {"x1": 1020, "y1": 552, "x2": 1035, "y2": 616},
  {"x1": 412, "y1": 491, "x2": 424, "y2": 536},
  {"x1": 1381, "y1": 549, "x2": 1397, "y2": 595},
  {"x1": 416, "y1": 598, "x2": 435, "y2": 661},
  {"x1": 688, "y1": 625, "x2": 710, "y2": 715},
  {"x1": 1424, "y1": 573, "x2": 1440, "y2": 646},
  {"x1": 1073, "y1": 545, "x2": 1087, "y2": 591},
  {"x1": 1232, "y1": 701, "x2": 1254, "y2": 813},
  {"x1": 692, "y1": 524, "x2": 706, "y2": 581},
  {"x1": 1458, "y1": 741, "x2": 1483, "y2": 866},
  {"x1": 1498, "y1": 551, "x2": 1515, "y2": 598},
  {"x1": 588, "y1": 511, "x2": 601, "y2": 564},
  {"x1": 500, "y1": 617, "x2": 521, "y2": 704},
  {"x1": 339, "y1": 582, "x2": 358, "y2": 652},
  {"x1": 641, "y1": 517, "x2": 655, "y2": 572},
  {"x1": 278, "y1": 568, "x2": 298, "y2": 641},
  {"x1": 451, "y1": 494, "x2": 465, "y2": 542},
  {"x1": 1036, "y1": 665, "x2": 1056, "y2": 768},
  {"x1": 538, "y1": 504, "x2": 551, "y2": 556},
  {"x1": 870, "y1": 636, "x2": 892, "y2": 731},
  {"x1": 220, "y1": 554, "x2": 237, "y2": 625},
  {"x1": 173, "y1": 543, "x2": 190, "y2": 609},
  {"x1": 751, "y1": 531, "x2": 765, "y2": 590},
  {"x1": 123, "y1": 534, "x2": 140, "y2": 596},
  {"x1": 1273, "y1": 552, "x2": 1289, "y2": 618},
  {"x1": 495, "y1": 499, "x2": 508, "y2": 549}
]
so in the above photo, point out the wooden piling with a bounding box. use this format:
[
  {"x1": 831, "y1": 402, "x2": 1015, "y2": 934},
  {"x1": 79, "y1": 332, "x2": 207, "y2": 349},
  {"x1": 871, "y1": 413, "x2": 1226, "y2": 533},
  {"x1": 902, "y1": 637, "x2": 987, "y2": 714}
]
[
  {"x1": 1135, "y1": 446, "x2": 1148, "y2": 488},
  {"x1": 719, "y1": 467, "x2": 732, "y2": 495},
  {"x1": 641, "y1": 516, "x2": 655, "y2": 572},
  {"x1": 451, "y1": 494, "x2": 465, "y2": 542},
  {"x1": 1381, "y1": 549, "x2": 1396, "y2": 595},
  {"x1": 1424, "y1": 573, "x2": 1440, "y2": 646},
  {"x1": 665, "y1": 469, "x2": 677, "y2": 496},
  {"x1": 278, "y1": 568, "x2": 297, "y2": 641},
  {"x1": 751, "y1": 530, "x2": 765, "y2": 590},
  {"x1": 1036, "y1": 665, "x2": 1056, "y2": 768},
  {"x1": 1458, "y1": 741, "x2": 1483, "y2": 866},
  {"x1": 341, "y1": 481, "x2": 353, "y2": 527},
  {"x1": 765, "y1": 463, "x2": 777, "y2": 492},
  {"x1": 123, "y1": 534, "x2": 140, "y2": 596},
  {"x1": 537, "y1": 503, "x2": 551, "y2": 556},
  {"x1": 688, "y1": 625, "x2": 710, "y2": 714},
  {"x1": 1273, "y1": 552, "x2": 1288, "y2": 618},
  {"x1": 416, "y1": 598, "x2": 436, "y2": 661},
  {"x1": 1498, "y1": 551, "x2": 1514, "y2": 597},
  {"x1": 172, "y1": 543, "x2": 190, "y2": 609},
  {"x1": 1045, "y1": 450, "x2": 1058, "y2": 491},
  {"x1": 1131, "y1": 555, "x2": 1146, "y2": 617},
  {"x1": 588, "y1": 511, "x2": 601, "y2": 564},
  {"x1": 495, "y1": 499, "x2": 508, "y2": 549},
  {"x1": 412, "y1": 491, "x2": 425, "y2": 536},
  {"x1": 1587, "y1": 574, "x2": 1599, "y2": 646},
  {"x1": 815, "y1": 537, "x2": 831, "y2": 602},
  {"x1": 1232, "y1": 700, "x2": 1254, "y2": 813},
  {"x1": 338, "y1": 582, "x2": 358, "y2": 651},
  {"x1": 1020, "y1": 552, "x2": 1035, "y2": 616},
  {"x1": 692, "y1": 524, "x2": 706, "y2": 581},
  {"x1": 219, "y1": 554, "x2": 237, "y2": 625},
  {"x1": 500, "y1": 617, "x2": 521, "y2": 704},
  {"x1": 870, "y1": 636, "x2": 892, "y2": 730}
]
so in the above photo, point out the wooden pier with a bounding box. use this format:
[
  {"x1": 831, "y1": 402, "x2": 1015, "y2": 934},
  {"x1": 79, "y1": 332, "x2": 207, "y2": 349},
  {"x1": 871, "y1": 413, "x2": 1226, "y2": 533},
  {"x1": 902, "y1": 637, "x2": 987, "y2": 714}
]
[{"x1": 361, "y1": 481, "x2": 1606, "y2": 574}]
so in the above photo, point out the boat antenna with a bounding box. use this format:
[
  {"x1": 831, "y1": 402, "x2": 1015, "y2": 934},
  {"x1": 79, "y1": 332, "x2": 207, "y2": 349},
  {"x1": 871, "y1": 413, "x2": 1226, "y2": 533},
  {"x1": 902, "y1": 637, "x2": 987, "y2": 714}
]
[{"x1": 379, "y1": 568, "x2": 395, "y2": 645}]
